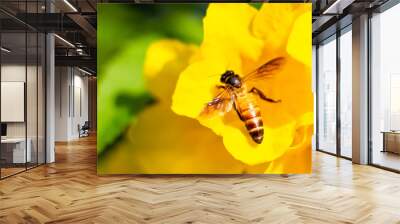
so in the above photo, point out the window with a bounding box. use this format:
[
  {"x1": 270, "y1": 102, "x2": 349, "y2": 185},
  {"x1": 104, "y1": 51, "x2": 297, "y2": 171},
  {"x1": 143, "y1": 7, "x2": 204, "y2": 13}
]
[
  {"x1": 317, "y1": 36, "x2": 337, "y2": 154},
  {"x1": 339, "y1": 28, "x2": 352, "y2": 158},
  {"x1": 371, "y1": 3, "x2": 400, "y2": 171}
]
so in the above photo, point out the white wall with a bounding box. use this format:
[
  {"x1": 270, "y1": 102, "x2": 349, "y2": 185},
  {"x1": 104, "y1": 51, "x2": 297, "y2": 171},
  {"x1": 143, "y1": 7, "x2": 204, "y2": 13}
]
[
  {"x1": 55, "y1": 67, "x2": 89, "y2": 141},
  {"x1": 55, "y1": 66, "x2": 70, "y2": 141},
  {"x1": 1, "y1": 65, "x2": 26, "y2": 135},
  {"x1": 72, "y1": 73, "x2": 89, "y2": 138},
  {"x1": 1, "y1": 65, "x2": 37, "y2": 138}
]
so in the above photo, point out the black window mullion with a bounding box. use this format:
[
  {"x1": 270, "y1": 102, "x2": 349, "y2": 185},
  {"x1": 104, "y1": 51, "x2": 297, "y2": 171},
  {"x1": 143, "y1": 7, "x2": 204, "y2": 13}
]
[
  {"x1": 367, "y1": 11, "x2": 373, "y2": 165},
  {"x1": 336, "y1": 29, "x2": 341, "y2": 157},
  {"x1": 315, "y1": 45, "x2": 320, "y2": 151},
  {"x1": 36, "y1": 0, "x2": 39, "y2": 167},
  {"x1": 44, "y1": 31, "x2": 47, "y2": 164},
  {"x1": 24, "y1": 0, "x2": 28, "y2": 171}
]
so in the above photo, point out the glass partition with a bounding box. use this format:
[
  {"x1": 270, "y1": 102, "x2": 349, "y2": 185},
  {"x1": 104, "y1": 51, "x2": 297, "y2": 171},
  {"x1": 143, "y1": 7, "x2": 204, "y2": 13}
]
[
  {"x1": 0, "y1": 3, "x2": 46, "y2": 179},
  {"x1": 1, "y1": 30, "x2": 27, "y2": 177}
]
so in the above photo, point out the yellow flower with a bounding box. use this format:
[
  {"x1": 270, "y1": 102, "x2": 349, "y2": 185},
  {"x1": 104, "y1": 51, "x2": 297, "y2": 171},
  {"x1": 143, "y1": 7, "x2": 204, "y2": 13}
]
[
  {"x1": 99, "y1": 40, "x2": 266, "y2": 174},
  {"x1": 172, "y1": 3, "x2": 313, "y2": 165},
  {"x1": 99, "y1": 3, "x2": 314, "y2": 174}
]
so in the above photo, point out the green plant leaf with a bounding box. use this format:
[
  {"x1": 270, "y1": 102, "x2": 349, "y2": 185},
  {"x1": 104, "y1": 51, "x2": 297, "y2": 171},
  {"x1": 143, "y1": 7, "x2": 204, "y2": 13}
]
[
  {"x1": 97, "y1": 4, "x2": 206, "y2": 154},
  {"x1": 98, "y1": 37, "x2": 158, "y2": 154}
]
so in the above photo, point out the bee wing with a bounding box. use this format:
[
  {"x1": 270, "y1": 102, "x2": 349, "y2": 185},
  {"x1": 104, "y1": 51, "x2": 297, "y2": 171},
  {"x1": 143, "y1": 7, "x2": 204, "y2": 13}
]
[
  {"x1": 242, "y1": 57, "x2": 285, "y2": 83},
  {"x1": 200, "y1": 88, "x2": 234, "y2": 117}
]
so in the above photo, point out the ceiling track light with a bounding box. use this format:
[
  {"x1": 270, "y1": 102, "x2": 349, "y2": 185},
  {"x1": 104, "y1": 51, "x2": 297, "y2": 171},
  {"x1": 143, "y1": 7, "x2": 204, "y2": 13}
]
[
  {"x1": 322, "y1": 0, "x2": 355, "y2": 15},
  {"x1": 322, "y1": 0, "x2": 342, "y2": 15},
  {"x1": 54, "y1": 34, "x2": 75, "y2": 48},
  {"x1": 1, "y1": 47, "x2": 11, "y2": 53},
  {"x1": 63, "y1": 0, "x2": 78, "y2": 12},
  {"x1": 78, "y1": 67, "x2": 93, "y2": 76}
]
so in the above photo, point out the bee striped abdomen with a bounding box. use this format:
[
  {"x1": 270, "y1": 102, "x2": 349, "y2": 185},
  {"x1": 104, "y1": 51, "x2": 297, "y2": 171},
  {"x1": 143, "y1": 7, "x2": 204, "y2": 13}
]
[{"x1": 237, "y1": 95, "x2": 264, "y2": 144}]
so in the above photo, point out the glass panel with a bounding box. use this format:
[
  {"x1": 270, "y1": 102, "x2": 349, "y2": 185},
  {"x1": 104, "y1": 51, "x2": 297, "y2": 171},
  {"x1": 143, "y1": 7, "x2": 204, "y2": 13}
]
[
  {"x1": 1, "y1": 30, "x2": 27, "y2": 177},
  {"x1": 312, "y1": 45, "x2": 317, "y2": 151},
  {"x1": 38, "y1": 33, "x2": 45, "y2": 165},
  {"x1": 339, "y1": 29, "x2": 352, "y2": 158},
  {"x1": 371, "y1": 4, "x2": 400, "y2": 171},
  {"x1": 27, "y1": 30, "x2": 38, "y2": 169},
  {"x1": 0, "y1": 1, "x2": 46, "y2": 178},
  {"x1": 317, "y1": 37, "x2": 337, "y2": 154}
]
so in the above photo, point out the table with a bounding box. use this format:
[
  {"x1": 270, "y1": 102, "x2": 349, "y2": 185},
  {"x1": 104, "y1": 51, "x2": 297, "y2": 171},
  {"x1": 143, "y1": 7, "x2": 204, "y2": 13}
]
[
  {"x1": 381, "y1": 131, "x2": 400, "y2": 154},
  {"x1": 1, "y1": 138, "x2": 32, "y2": 164}
]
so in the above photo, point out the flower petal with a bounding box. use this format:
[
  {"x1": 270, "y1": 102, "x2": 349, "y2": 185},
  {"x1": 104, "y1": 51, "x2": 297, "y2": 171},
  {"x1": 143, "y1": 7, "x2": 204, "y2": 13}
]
[
  {"x1": 203, "y1": 3, "x2": 263, "y2": 61},
  {"x1": 171, "y1": 3, "x2": 313, "y2": 166},
  {"x1": 215, "y1": 55, "x2": 313, "y2": 165},
  {"x1": 99, "y1": 39, "x2": 270, "y2": 174},
  {"x1": 287, "y1": 9, "x2": 312, "y2": 67},
  {"x1": 172, "y1": 59, "x2": 226, "y2": 118},
  {"x1": 221, "y1": 118, "x2": 297, "y2": 165},
  {"x1": 264, "y1": 125, "x2": 313, "y2": 174},
  {"x1": 252, "y1": 3, "x2": 309, "y2": 51},
  {"x1": 255, "y1": 55, "x2": 314, "y2": 124},
  {"x1": 144, "y1": 39, "x2": 198, "y2": 103}
]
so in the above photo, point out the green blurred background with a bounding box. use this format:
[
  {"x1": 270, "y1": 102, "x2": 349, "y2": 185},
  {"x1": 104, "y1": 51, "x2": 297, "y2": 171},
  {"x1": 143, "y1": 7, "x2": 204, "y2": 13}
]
[{"x1": 97, "y1": 4, "x2": 207, "y2": 156}]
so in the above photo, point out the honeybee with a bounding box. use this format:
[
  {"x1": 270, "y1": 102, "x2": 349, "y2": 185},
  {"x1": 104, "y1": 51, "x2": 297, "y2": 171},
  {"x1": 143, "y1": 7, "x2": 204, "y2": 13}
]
[{"x1": 200, "y1": 57, "x2": 285, "y2": 144}]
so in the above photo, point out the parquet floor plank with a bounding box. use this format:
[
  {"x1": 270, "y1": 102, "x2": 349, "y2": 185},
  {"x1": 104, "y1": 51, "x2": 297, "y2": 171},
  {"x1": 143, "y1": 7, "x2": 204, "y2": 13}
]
[{"x1": 1, "y1": 135, "x2": 400, "y2": 223}]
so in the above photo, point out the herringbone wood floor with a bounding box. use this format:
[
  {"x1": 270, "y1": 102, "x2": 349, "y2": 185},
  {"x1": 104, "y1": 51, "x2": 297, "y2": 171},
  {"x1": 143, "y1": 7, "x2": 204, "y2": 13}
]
[{"x1": 1, "y1": 135, "x2": 400, "y2": 224}]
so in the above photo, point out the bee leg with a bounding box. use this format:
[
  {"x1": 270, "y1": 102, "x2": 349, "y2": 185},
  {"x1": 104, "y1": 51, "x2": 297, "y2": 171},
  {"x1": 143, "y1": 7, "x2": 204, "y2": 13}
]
[
  {"x1": 216, "y1": 85, "x2": 226, "y2": 89},
  {"x1": 249, "y1": 87, "x2": 281, "y2": 103},
  {"x1": 233, "y1": 102, "x2": 244, "y2": 121}
]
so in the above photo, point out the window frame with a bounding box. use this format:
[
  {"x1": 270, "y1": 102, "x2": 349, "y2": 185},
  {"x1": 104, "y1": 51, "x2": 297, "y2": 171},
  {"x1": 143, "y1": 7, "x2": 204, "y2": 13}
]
[{"x1": 315, "y1": 24, "x2": 353, "y2": 161}]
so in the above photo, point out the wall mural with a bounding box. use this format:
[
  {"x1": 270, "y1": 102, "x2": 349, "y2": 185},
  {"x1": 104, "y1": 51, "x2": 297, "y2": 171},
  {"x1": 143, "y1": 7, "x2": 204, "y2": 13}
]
[{"x1": 97, "y1": 3, "x2": 313, "y2": 174}]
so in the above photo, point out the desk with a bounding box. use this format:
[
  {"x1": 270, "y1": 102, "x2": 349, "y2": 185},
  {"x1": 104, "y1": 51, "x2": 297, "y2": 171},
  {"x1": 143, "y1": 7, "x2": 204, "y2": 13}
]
[
  {"x1": 1, "y1": 138, "x2": 31, "y2": 163},
  {"x1": 381, "y1": 131, "x2": 400, "y2": 154}
]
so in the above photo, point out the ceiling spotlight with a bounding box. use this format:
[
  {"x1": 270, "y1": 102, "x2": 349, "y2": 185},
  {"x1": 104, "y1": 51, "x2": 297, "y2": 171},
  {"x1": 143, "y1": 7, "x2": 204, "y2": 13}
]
[
  {"x1": 76, "y1": 48, "x2": 85, "y2": 55},
  {"x1": 54, "y1": 34, "x2": 75, "y2": 48},
  {"x1": 1, "y1": 47, "x2": 11, "y2": 53},
  {"x1": 63, "y1": 0, "x2": 78, "y2": 12}
]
